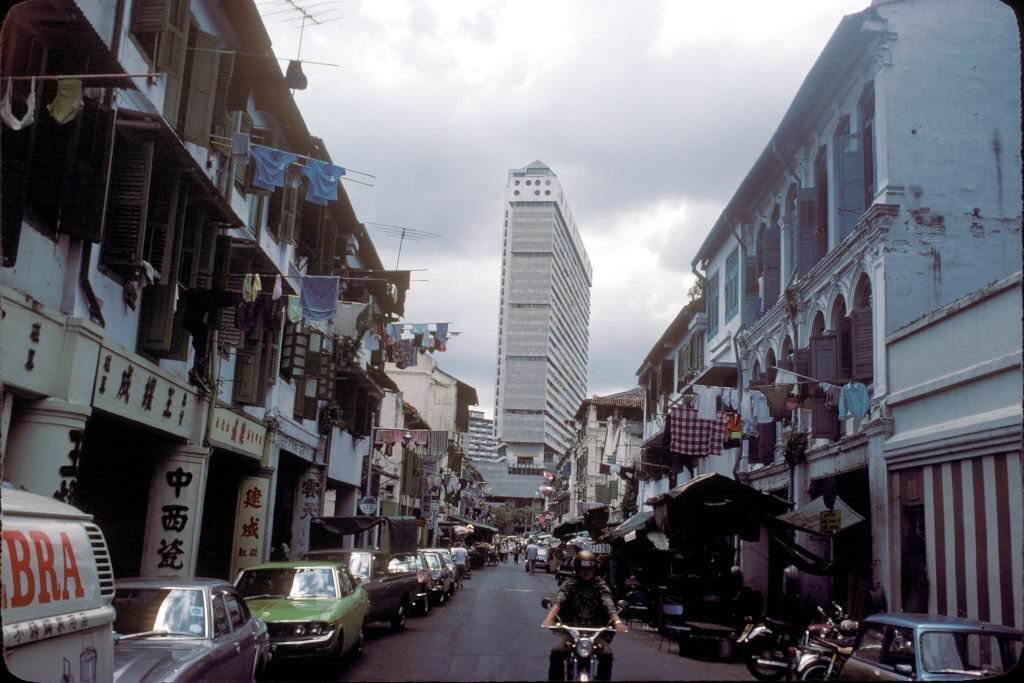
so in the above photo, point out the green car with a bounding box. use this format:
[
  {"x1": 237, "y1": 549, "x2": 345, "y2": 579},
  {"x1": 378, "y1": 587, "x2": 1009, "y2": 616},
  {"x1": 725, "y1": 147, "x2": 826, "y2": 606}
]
[{"x1": 234, "y1": 561, "x2": 369, "y2": 663}]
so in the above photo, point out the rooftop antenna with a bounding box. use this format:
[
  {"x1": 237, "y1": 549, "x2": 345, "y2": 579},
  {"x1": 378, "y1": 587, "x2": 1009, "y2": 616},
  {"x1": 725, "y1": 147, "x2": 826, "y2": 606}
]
[
  {"x1": 259, "y1": 0, "x2": 345, "y2": 84},
  {"x1": 363, "y1": 222, "x2": 441, "y2": 270}
]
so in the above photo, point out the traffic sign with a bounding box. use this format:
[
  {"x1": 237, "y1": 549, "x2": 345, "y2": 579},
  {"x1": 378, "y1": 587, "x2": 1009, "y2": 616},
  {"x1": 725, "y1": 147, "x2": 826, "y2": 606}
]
[{"x1": 359, "y1": 496, "x2": 378, "y2": 515}]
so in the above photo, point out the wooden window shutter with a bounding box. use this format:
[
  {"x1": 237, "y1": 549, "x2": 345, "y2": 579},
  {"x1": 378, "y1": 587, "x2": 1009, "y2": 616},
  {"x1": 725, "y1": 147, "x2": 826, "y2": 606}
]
[
  {"x1": 217, "y1": 273, "x2": 245, "y2": 348},
  {"x1": 742, "y1": 255, "x2": 759, "y2": 324},
  {"x1": 297, "y1": 203, "x2": 323, "y2": 266},
  {"x1": 810, "y1": 334, "x2": 838, "y2": 385},
  {"x1": 131, "y1": 0, "x2": 173, "y2": 34},
  {"x1": 811, "y1": 387, "x2": 839, "y2": 440},
  {"x1": 796, "y1": 187, "x2": 818, "y2": 277},
  {"x1": 156, "y1": 0, "x2": 189, "y2": 129},
  {"x1": 182, "y1": 31, "x2": 220, "y2": 145},
  {"x1": 261, "y1": 317, "x2": 282, "y2": 388},
  {"x1": 59, "y1": 101, "x2": 113, "y2": 242},
  {"x1": 103, "y1": 136, "x2": 153, "y2": 276},
  {"x1": 294, "y1": 377, "x2": 318, "y2": 421},
  {"x1": 233, "y1": 112, "x2": 253, "y2": 189},
  {"x1": 851, "y1": 307, "x2": 874, "y2": 382},
  {"x1": 211, "y1": 51, "x2": 235, "y2": 138},
  {"x1": 836, "y1": 132, "x2": 865, "y2": 240},
  {"x1": 142, "y1": 170, "x2": 185, "y2": 282},
  {"x1": 138, "y1": 182, "x2": 188, "y2": 355},
  {"x1": 837, "y1": 317, "x2": 853, "y2": 382},
  {"x1": 794, "y1": 348, "x2": 812, "y2": 397},
  {"x1": 267, "y1": 186, "x2": 284, "y2": 240},
  {"x1": 194, "y1": 222, "x2": 218, "y2": 288},
  {"x1": 316, "y1": 349, "x2": 336, "y2": 401},
  {"x1": 762, "y1": 226, "x2": 781, "y2": 308},
  {"x1": 177, "y1": 205, "x2": 206, "y2": 288},
  {"x1": 233, "y1": 319, "x2": 264, "y2": 405},
  {"x1": 306, "y1": 332, "x2": 323, "y2": 377}
]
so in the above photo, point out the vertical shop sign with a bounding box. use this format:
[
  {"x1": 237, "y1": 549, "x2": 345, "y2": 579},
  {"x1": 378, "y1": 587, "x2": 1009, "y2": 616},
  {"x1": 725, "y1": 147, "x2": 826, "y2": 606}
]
[
  {"x1": 231, "y1": 476, "x2": 271, "y2": 578},
  {"x1": 142, "y1": 453, "x2": 206, "y2": 578}
]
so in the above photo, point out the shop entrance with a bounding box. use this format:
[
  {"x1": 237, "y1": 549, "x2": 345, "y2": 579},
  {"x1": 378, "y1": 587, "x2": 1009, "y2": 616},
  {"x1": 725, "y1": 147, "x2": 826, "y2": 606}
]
[{"x1": 196, "y1": 450, "x2": 259, "y2": 580}]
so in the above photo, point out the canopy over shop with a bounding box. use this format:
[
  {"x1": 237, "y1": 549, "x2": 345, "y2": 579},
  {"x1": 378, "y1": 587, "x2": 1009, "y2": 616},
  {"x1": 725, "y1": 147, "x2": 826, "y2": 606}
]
[
  {"x1": 439, "y1": 515, "x2": 498, "y2": 543},
  {"x1": 309, "y1": 515, "x2": 419, "y2": 554}
]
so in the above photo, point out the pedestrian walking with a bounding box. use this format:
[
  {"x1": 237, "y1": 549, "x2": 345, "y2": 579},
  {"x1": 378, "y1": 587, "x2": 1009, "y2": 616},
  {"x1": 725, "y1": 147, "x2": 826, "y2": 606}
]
[
  {"x1": 452, "y1": 543, "x2": 469, "y2": 588},
  {"x1": 513, "y1": 544, "x2": 521, "y2": 564},
  {"x1": 526, "y1": 540, "x2": 539, "y2": 575}
]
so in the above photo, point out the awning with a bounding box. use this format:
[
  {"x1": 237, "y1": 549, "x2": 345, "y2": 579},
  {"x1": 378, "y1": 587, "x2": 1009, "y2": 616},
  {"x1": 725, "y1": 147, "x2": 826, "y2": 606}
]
[
  {"x1": 309, "y1": 516, "x2": 419, "y2": 554},
  {"x1": 552, "y1": 517, "x2": 586, "y2": 538},
  {"x1": 777, "y1": 495, "x2": 866, "y2": 534},
  {"x1": 650, "y1": 473, "x2": 791, "y2": 541},
  {"x1": 691, "y1": 362, "x2": 738, "y2": 388},
  {"x1": 609, "y1": 510, "x2": 654, "y2": 540},
  {"x1": 445, "y1": 515, "x2": 498, "y2": 537}
]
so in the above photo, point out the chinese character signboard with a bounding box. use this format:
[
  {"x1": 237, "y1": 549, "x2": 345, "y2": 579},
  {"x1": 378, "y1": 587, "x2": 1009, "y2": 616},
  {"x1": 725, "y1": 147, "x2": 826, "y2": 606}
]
[
  {"x1": 93, "y1": 344, "x2": 197, "y2": 440},
  {"x1": 209, "y1": 407, "x2": 266, "y2": 461},
  {"x1": 819, "y1": 510, "x2": 842, "y2": 535},
  {"x1": 141, "y1": 452, "x2": 207, "y2": 578},
  {"x1": 230, "y1": 476, "x2": 271, "y2": 578}
]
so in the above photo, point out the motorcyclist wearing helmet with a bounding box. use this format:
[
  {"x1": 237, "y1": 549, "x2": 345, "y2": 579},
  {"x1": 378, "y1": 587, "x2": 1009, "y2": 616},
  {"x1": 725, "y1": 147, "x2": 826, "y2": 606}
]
[{"x1": 542, "y1": 550, "x2": 626, "y2": 681}]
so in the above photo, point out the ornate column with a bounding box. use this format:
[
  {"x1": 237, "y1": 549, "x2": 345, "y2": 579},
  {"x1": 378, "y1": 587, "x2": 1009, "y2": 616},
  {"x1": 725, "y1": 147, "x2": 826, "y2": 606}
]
[
  {"x1": 289, "y1": 465, "x2": 324, "y2": 560},
  {"x1": 140, "y1": 445, "x2": 210, "y2": 578},
  {"x1": 2, "y1": 398, "x2": 92, "y2": 502}
]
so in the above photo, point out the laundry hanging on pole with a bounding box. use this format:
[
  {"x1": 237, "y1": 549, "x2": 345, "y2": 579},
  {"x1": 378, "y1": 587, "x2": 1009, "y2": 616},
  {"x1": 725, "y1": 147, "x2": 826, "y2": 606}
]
[
  {"x1": 299, "y1": 158, "x2": 346, "y2": 205},
  {"x1": 249, "y1": 145, "x2": 299, "y2": 191},
  {"x1": 46, "y1": 78, "x2": 84, "y2": 124},
  {"x1": 299, "y1": 275, "x2": 340, "y2": 321}
]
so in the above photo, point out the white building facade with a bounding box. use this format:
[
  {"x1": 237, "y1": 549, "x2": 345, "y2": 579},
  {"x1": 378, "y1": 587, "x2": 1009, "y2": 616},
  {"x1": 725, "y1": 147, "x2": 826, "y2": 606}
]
[{"x1": 494, "y1": 161, "x2": 592, "y2": 470}]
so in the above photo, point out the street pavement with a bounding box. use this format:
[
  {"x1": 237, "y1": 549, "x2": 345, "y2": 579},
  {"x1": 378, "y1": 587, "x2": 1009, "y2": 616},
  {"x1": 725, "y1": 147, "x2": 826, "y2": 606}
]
[{"x1": 262, "y1": 558, "x2": 752, "y2": 681}]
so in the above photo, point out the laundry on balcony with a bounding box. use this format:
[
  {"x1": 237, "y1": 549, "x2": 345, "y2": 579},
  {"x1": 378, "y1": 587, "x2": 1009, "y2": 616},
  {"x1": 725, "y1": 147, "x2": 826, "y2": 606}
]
[{"x1": 668, "y1": 405, "x2": 725, "y2": 458}]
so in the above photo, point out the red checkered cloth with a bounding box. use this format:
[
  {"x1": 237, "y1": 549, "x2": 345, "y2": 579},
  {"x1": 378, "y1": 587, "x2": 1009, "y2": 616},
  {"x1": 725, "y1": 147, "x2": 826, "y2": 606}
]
[{"x1": 669, "y1": 406, "x2": 726, "y2": 457}]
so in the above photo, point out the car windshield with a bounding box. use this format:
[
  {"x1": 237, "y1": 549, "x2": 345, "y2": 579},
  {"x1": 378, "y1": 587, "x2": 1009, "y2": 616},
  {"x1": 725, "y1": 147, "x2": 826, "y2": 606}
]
[
  {"x1": 388, "y1": 555, "x2": 419, "y2": 573},
  {"x1": 113, "y1": 587, "x2": 206, "y2": 639},
  {"x1": 424, "y1": 553, "x2": 441, "y2": 570},
  {"x1": 921, "y1": 631, "x2": 1021, "y2": 675},
  {"x1": 236, "y1": 568, "x2": 337, "y2": 599}
]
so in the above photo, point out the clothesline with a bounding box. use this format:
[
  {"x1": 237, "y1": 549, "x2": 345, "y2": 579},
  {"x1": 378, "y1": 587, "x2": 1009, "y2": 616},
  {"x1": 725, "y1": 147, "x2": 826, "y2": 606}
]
[
  {"x1": 0, "y1": 73, "x2": 162, "y2": 81},
  {"x1": 210, "y1": 135, "x2": 375, "y2": 178},
  {"x1": 764, "y1": 364, "x2": 827, "y2": 385},
  {"x1": 207, "y1": 139, "x2": 374, "y2": 188}
]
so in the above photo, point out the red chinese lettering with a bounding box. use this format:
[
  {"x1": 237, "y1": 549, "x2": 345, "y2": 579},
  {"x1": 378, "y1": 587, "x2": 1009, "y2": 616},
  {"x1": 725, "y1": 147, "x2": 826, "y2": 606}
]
[{"x1": 243, "y1": 487, "x2": 263, "y2": 509}]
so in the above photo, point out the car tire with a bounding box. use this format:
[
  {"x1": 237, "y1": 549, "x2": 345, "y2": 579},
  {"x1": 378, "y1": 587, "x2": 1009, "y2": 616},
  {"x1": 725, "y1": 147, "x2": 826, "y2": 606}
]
[
  {"x1": 345, "y1": 624, "x2": 365, "y2": 661},
  {"x1": 438, "y1": 590, "x2": 446, "y2": 605},
  {"x1": 419, "y1": 596, "x2": 431, "y2": 616},
  {"x1": 391, "y1": 603, "x2": 407, "y2": 632}
]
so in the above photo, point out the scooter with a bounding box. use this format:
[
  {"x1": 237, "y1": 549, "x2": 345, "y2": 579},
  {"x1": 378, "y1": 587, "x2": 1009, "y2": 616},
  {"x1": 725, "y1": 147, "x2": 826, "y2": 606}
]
[
  {"x1": 790, "y1": 604, "x2": 858, "y2": 681},
  {"x1": 541, "y1": 598, "x2": 627, "y2": 682},
  {"x1": 736, "y1": 615, "x2": 806, "y2": 680}
]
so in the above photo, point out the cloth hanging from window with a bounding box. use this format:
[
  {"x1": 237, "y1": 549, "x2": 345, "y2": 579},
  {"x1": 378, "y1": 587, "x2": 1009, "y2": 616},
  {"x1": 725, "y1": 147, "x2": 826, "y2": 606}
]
[
  {"x1": 231, "y1": 132, "x2": 250, "y2": 164},
  {"x1": 0, "y1": 77, "x2": 37, "y2": 130},
  {"x1": 46, "y1": 78, "x2": 83, "y2": 124},
  {"x1": 299, "y1": 159, "x2": 346, "y2": 205},
  {"x1": 839, "y1": 382, "x2": 869, "y2": 419},
  {"x1": 693, "y1": 385, "x2": 723, "y2": 420},
  {"x1": 335, "y1": 301, "x2": 367, "y2": 337},
  {"x1": 286, "y1": 295, "x2": 302, "y2": 323},
  {"x1": 299, "y1": 275, "x2": 340, "y2": 321},
  {"x1": 272, "y1": 274, "x2": 283, "y2": 301},
  {"x1": 752, "y1": 421, "x2": 776, "y2": 465},
  {"x1": 242, "y1": 273, "x2": 262, "y2": 303},
  {"x1": 747, "y1": 389, "x2": 773, "y2": 423},
  {"x1": 394, "y1": 339, "x2": 417, "y2": 369},
  {"x1": 249, "y1": 145, "x2": 298, "y2": 191},
  {"x1": 435, "y1": 322, "x2": 450, "y2": 343},
  {"x1": 384, "y1": 323, "x2": 402, "y2": 346},
  {"x1": 819, "y1": 383, "x2": 841, "y2": 408},
  {"x1": 668, "y1": 406, "x2": 725, "y2": 458}
]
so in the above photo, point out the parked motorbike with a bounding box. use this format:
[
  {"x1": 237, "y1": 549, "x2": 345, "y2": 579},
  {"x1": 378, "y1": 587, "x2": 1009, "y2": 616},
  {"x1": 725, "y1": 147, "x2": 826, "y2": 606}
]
[
  {"x1": 541, "y1": 598, "x2": 627, "y2": 682},
  {"x1": 791, "y1": 603, "x2": 858, "y2": 681},
  {"x1": 736, "y1": 615, "x2": 806, "y2": 680}
]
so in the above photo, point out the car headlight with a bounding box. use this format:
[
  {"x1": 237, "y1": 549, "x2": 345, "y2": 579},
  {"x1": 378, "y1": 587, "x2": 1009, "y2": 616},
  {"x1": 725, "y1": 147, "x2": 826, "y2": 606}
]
[
  {"x1": 293, "y1": 622, "x2": 330, "y2": 637},
  {"x1": 575, "y1": 639, "x2": 594, "y2": 659}
]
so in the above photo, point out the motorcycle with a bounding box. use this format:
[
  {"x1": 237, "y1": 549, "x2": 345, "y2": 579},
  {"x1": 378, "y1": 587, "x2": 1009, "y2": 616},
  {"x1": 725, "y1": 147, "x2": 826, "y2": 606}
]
[
  {"x1": 791, "y1": 603, "x2": 858, "y2": 681},
  {"x1": 736, "y1": 615, "x2": 806, "y2": 680},
  {"x1": 541, "y1": 597, "x2": 627, "y2": 682}
]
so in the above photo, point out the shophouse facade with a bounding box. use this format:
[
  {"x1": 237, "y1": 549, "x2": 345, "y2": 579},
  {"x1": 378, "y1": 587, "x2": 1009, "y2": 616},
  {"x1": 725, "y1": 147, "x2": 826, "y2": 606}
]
[
  {"x1": 675, "y1": 0, "x2": 1020, "y2": 624},
  {"x1": 0, "y1": 0, "x2": 407, "y2": 581}
]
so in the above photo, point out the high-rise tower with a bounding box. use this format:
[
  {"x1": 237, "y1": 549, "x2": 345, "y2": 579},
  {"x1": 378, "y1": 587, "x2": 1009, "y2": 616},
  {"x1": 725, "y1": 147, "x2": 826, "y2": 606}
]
[{"x1": 494, "y1": 161, "x2": 592, "y2": 469}]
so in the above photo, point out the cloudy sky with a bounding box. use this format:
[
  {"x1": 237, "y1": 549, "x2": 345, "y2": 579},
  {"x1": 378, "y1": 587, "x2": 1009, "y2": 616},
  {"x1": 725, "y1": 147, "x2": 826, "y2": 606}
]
[{"x1": 259, "y1": 0, "x2": 867, "y2": 418}]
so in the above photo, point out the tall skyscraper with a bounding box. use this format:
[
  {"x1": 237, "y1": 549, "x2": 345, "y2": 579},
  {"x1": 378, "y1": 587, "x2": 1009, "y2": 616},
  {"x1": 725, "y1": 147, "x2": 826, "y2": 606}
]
[
  {"x1": 494, "y1": 161, "x2": 592, "y2": 469},
  {"x1": 466, "y1": 409, "x2": 501, "y2": 461}
]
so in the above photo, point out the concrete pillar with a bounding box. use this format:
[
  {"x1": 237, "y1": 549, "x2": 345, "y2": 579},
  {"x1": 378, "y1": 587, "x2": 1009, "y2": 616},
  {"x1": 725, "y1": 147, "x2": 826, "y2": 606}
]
[
  {"x1": 230, "y1": 469, "x2": 274, "y2": 579},
  {"x1": 140, "y1": 445, "x2": 210, "y2": 578},
  {"x1": 3, "y1": 398, "x2": 92, "y2": 501},
  {"x1": 865, "y1": 418, "x2": 895, "y2": 610},
  {"x1": 289, "y1": 464, "x2": 324, "y2": 559}
]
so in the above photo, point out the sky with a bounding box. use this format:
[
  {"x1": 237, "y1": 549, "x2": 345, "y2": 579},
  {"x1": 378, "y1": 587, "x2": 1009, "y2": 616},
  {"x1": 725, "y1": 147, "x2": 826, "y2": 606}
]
[{"x1": 258, "y1": 0, "x2": 869, "y2": 418}]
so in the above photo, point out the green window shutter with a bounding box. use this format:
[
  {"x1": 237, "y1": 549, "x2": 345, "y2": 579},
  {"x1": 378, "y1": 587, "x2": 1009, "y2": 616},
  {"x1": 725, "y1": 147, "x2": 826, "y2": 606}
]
[
  {"x1": 142, "y1": 170, "x2": 184, "y2": 282},
  {"x1": 59, "y1": 101, "x2": 113, "y2": 242},
  {"x1": 177, "y1": 205, "x2": 206, "y2": 289},
  {"x1": 102, "y1": 136, "x2": 153, "y2": 277},
  {"x1": 294, "y1": 378, "x2": 318, "y2": 421},
  {"x1": 156, "y1": 1, "x2": 189, "y2": 129},
  {"x1": 194, "y1": 222, "x2": 218, "y2": 288},
  {"x1": 233, "y1": 321, "x2": 265, "y2": 405},
  {"x1": 851, "y1": 307, "x2": 874, "y2": 382},
  {"x1": 137, "y1": 285, "x2": 178, "y2": 354},
  {"x1": 261, "y1": 318, "x2": 281, "y2": 388},
  {"x1": 217, "y1": 273, "x2": 245, "y2": 348},
  {"x1": 182, "y1": 31, "x2": 220, "y2": 145},
  {"x1": 131, "y1": 0, "x2": 173, "y2": 34},
  {"x1": 305, "y1": 332, "x2": 323, "y2": 376},
  {"x1": 211, "y1": 51, "x2": 235, "y2": 138}
]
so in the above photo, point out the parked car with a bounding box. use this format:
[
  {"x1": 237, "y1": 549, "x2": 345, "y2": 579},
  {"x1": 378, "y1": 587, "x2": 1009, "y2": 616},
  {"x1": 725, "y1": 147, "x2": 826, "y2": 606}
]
[
  {"x1": 234, "y1": 561, "x2": 369, "y2": 664},
  {"x1": 839, "y1": 612, "x2": 1023, "y2": 681},
  {"x1": 420, "y1": 550, "x2": 454, "y2": 605},
  {"x1": 422, "y1": 548, "x2": 459, "y2": 596},
  {"x1": 533, "y1": 545, "x2": 551, "y2": 572},
  {"x1": 302, "y1": 548, "x2": 422, "y2": 630},
  {"x1": 112, "y1": 577, "x2": 271, "y2": 682}
]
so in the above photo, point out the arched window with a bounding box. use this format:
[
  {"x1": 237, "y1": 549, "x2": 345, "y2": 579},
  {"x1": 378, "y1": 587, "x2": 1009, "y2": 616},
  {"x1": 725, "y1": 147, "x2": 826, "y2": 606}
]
[
  {"x1": 851, "y1": 274, "x2": 874, "y2": 383},
  {"x1": 831, "y1": 295, "x2": 852, "y2": 381},
  {"x1": 784, "y1": 184, "x2": 798, "y2": 284}
]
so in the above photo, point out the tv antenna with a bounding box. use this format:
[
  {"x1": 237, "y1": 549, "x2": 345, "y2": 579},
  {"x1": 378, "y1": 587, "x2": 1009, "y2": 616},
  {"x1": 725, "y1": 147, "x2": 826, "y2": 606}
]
[
  {"x1": 258, "y1": 0, "x2": 344, "y2": 64},
  {"x1": 363, "y1": 222, "x2": 441, "y2": 270}
]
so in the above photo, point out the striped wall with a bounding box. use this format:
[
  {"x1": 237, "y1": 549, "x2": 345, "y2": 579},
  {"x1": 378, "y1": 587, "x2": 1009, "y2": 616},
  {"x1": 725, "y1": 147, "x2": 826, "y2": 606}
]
[{"x1": 898, "y1": 452, "x2": 1023, "y2": 628}]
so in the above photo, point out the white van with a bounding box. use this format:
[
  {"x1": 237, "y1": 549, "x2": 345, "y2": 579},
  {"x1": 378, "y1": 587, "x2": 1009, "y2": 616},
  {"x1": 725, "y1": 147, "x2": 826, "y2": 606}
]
[{"x1": 2, "y1": 488, "x2": 115, "y2": 683}]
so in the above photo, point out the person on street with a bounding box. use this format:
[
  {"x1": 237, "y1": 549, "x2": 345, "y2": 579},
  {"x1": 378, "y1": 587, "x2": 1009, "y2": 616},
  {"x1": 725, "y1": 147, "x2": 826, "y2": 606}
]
[
  {"x1": 452, "y1": 543, "x2": 469, "y2": 588},
  {"x1": 513, "y1": 543, "x2": 521, "y2": 564},
  {"x1": 542, "y1": 550, "x2": 626, "y2": 681},
  {"x1": 526, "y1": 540, "x2": 539, "y2": 575}
]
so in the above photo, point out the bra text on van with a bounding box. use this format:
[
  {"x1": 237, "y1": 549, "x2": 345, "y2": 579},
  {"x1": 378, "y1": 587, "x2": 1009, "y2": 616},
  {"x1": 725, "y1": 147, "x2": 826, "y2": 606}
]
[{"x1": 2, "y1": 530, "x2": 87, "y2": 608}]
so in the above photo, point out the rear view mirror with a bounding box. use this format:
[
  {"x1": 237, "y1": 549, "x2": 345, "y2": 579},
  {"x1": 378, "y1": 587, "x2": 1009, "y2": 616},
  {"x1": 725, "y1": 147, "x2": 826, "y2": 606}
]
[{"x1": 894, "y1": 664, "x2": 914, "y2": 675}]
